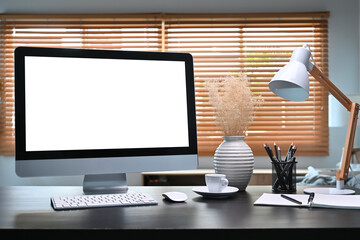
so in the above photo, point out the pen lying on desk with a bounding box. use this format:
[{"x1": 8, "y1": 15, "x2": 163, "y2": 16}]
[{"x1": 281, "y1": 194, "x2": 302, "y2": 205}]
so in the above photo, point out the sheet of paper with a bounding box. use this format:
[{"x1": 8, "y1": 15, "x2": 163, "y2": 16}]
[
  {"x1": 254, "y1": 193, "x2": 309, "y2": 207},
  {"x1": 312, "y1": 193, "x2": 360, "y2": 209},
  {"x1": 254, "y1": 193, "x2": 360, "y2": 209}
]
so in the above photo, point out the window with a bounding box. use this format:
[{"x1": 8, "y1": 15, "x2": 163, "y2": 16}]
[{"x1": 0, "y1": 12, "x2": 329, "y2": 156}]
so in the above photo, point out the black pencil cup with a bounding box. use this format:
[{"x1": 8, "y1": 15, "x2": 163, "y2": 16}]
[{"x1": 271, "y1": 161, "x2": 297, "y2": 193}]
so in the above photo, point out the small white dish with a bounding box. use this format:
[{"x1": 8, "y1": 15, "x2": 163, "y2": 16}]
[{"x1": 192, "y1": 186, "x2": 239, "y2": 198}]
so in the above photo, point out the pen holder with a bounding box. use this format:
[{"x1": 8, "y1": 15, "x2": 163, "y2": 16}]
[{"x1": 271, "y1": 161, "x2": 297, "y2": 193}]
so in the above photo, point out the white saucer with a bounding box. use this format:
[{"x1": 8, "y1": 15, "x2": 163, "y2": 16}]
[{"x1": 192, "y1": 186, "x2": 239, "y2": 198}]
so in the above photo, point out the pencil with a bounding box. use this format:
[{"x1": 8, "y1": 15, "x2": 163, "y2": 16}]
[
  {"x1": 278, "y1": 146, "x2": 282, "y2": 162},
  {"x1": 264, "y1": 144, "x2": 278, "y2": 162},
  {"x1": 269, "y1": 144, "x2": 280, "y2": 162},
  {"x1": 285, "y1": 142, "x2": 293, "y2": 162},
  {"x1": 274, "y1": 142, "x2": 278, "y2": 160},
  {"x1": 288, "y1": 142, "x2": 294, "y2": 153},
  {"x1": 292, "y1": 145, "x2": 298, "y2": 157},
  {"x1": 263, "y1": 144, "x2": 274, "y2": 161},
  {"x1": 264, "y1": 144, "x2": 287, "y2": 190}
]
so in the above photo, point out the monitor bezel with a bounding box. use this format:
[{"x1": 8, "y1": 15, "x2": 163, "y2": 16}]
[{"x1": 15, "y1": 46, "x2": 198, "y2": 162}]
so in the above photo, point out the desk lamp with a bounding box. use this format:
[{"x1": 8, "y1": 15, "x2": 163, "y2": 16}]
[{"x1": 269, "y1": 44, "x2": 359, "y2": 195}]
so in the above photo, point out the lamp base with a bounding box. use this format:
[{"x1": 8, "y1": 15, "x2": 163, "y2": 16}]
[{"x1": 303, "y1": 187, "x2": 355, "y2": 195}]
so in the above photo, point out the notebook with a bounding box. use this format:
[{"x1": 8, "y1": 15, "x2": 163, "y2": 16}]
[{"x1": 254, "y1": 193, "x2": 360, "y2": 209}]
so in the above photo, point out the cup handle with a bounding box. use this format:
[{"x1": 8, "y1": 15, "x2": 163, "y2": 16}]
[{"x1": 222, "y1": 178, "x2": 229, "y2": 187}]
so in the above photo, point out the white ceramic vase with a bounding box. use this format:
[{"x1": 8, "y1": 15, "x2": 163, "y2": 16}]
[{"x1": 213, "y1": 136, "x2": 254, "y2": 191}]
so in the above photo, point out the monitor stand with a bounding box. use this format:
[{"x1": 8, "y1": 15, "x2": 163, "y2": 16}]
[{"x1": 83, "y1": 173, "x2": 128, "y2": 195}]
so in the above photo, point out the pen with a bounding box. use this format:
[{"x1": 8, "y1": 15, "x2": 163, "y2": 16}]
[
  {"x1": 280, "y1": 194, "x2": 302, "y2": 205},
  {"x1": 307, "y1": 192, "x2": 315, "y2": 205}
]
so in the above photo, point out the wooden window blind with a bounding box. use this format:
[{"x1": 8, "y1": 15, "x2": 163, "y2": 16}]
[
  {"x1": 163, "y1": 13, "x2": 329, "y2": 156},
  {"x1": 0, "y1": 12, "x2": 329, "y2": 156}
]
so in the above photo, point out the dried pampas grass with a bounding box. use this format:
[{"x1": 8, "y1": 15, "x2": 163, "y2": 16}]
[{"x1": 206, "y1": 73, "x2": 263, "y2": 136}]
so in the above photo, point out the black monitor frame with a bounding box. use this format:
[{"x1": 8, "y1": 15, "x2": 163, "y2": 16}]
[{"x1": 15, "y1": 47, "x2": 198, "y2": 161}]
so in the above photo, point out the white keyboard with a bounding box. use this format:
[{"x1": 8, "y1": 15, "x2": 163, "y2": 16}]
[{"x1": 51, "y1": 192, "x2": 158, "y2": 210}]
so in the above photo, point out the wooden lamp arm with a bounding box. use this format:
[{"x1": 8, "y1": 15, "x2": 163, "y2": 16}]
[
  {"x1": 310, "y1": 64, "x2": 359, "y2": 181},
  {"x1": 337, "y1": 102, "x2": 359, "y2": 180},
  {"x1": 310, "y1": 65, "x2": 353, "y2": 111}
]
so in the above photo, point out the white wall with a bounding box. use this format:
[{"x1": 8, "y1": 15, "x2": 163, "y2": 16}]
[{"x1": 0, "y1": 0, "x2": 359, "y2": 186}]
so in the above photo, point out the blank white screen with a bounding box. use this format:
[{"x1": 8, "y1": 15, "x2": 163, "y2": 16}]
[{"x1": 25, "y1": 56, "x2": 189, "y2": 151}]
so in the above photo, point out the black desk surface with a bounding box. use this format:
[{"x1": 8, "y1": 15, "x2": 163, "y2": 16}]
[{"x1": 1, "y1": 185, "x2": 360, "y2": 235}]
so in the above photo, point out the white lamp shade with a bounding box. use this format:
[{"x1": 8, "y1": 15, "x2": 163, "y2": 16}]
[
  {"x1": 269, "y1": 61, "x2": 310, "y2": 101},
  {"x1": 269, "y1": 46, "x2": 313, "y2": 101}
]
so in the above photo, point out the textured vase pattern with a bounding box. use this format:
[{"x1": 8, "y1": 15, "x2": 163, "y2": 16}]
[{"x1": 213, "y1": 136, "x2": 254, "y2": 191}]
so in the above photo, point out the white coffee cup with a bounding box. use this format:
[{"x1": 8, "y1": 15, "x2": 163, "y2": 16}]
[{"x1": 205, "y1": 174, "x2": 229, "y2": 193}]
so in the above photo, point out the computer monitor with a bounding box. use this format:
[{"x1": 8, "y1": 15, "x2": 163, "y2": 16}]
[{"x1": 14, "y1": 47, "x2": 198, "y2": 194}]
